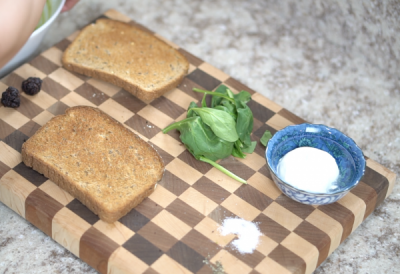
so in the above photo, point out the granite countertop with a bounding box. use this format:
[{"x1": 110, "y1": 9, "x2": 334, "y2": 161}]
[{"x1": 1, "y1": 0, "x2": 399, "y2": 273}]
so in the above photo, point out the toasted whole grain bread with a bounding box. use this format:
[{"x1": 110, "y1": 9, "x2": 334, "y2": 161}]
[
  {"x1": 21, "y1": 106, "x2": 164, "y2": 223},
  {"x1": 62, "y1": 18, "x2": 189, "y2": 101}
]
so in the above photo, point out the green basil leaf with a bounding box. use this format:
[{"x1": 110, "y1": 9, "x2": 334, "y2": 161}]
[
  {"x1": 212, "y1": 85, "x2": 230, "y2": 107},
  {"x1": 201, "y1": 93, "x2": 207, "y2": 108},
  {"x1": 191, "y1": 107, "x2": 239, "y2": 142},
  {"x1": 241, "y1": 141, "x2": 257, "y2": 153},
  {"x1": 260, "y1": 130, "x2": 272, "y2": 146},
  {"x1": 236, "y1": 105, "x2": 254, "y2": 142},
  {"x1": 187, "y1": 102, "x2": 199, "y2": 118}
]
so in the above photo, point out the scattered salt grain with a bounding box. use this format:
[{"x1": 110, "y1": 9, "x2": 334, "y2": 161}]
[{"x1": 219, "y1": 218, "x2": 262, "y2": 254}]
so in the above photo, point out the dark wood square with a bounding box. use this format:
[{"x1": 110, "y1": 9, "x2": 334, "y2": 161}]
[
  {"x1": 54, "y1": 39, "x2": 72, "y2": 52},
  {"x1": 134, "y1": 198, "x2": 163, "y2": 220},
  {"x1": 218, "y1": 156, "x2": 256, "y2": 181},
  {"x1": 224, "y1": 77, "x2": 256, "y2": 95},
  {"x1": 18, "y1": 120, "x2": 41, "y2": 138},
  {"x1": 294, "y1": 221, "x2": 331, "y2": 266},
  {"x1": 165, "y1": 127, "x2": 181, "y2": 142},
  {"x1": 125, "y1": 114, "x2": 160, "y2": 139},
  {"x1": 176, "y1": 77, "x2": 204, "y2": 101},
  {"x1": 278, "y1": 108, "x2": 307, "y2": 125},
  {"x1": 18, "y1": 96, "x2": 44, "y2": 119},
  {"x1": 0, "y1": 120, "x2": 15, "y2": 140},
  {"x1": 47, "y1": 101, "x2": 70, "y2": 116},
  {"x1": 112, "y1": 89, "x2": 147, "y2": 113},
  {"x1": 119, "y1": 209, "x2": 150, "y2": 232},
  {"x1": 158, "y1": 170, "x2": 190, "y2": 197},
  {"x1": 275, "y1": 194, "x2": 315, "y2": 219},
  {"x1": 151, "y1": 96, "x2": 186, "y2": 119},
  {"x1": 29, "y1": 55, "x2": 59, "y2": 75},
  {"x1": 74, "y1": 83, "x2": 110, "y2": 106},
  {"x1": 13, "y1": 162, "x2": 48, "y2": 187},
  {"x1": 181, "y1": 229, "x2": 221, "y2": 258},
  {"x1": 41, "y1": 77, "x2": 71, "y2": 100},
  {"x1": 148, "y1": 143, "x2": 175, "y2": 166},
  {"x1": 80, "y1": 227, "x2": 119, "y2": 274},
  {"x1": 234, "y1": 184, "x2": 274, "y2": 211},
  {"x1": 268, "y1": 244, "x2": 306, "y2": 274},
  {"x1": 178, "y1": 150, "x2": 213, "y2": 174},
  {"x1": 192, "y1": 177, "x2": 231, "y2": 204},
  {"x1": 361, "y1": 166, "x2": 389, "y2": 208},
  {"x1": 138, "y1": 221, "x2": 178, "y2": 252},
  {"x1": 247, "y1": 100, "x2": 276, "y2": 123},
  {"x1": 165, "y1": 199, "x2": 204, "y2": 227},
  {"x1": 177, "y1": 48, "x2": 204, "y2": 67},
  {"x1": 66, "y1": 199, "x2": 100, "y2": 225},
  {"x1": 123, "y1": 234, "x2": 163, "y2": 265},
  {"x1": 1, "y1": 73, "x2": 24, "y2": 88},
  {"x1": 208, "y1": 206, "x2": 237, "y2": 225},
  {"x1": 166, "y1": 241, "x2": 205, "y2": 273},
  {"x1": 0, "y1": 161, "x2": 11, "y2": 178},
  {"x1": 4, "y1": 130, "x2": 29, "y2": 153},
  {"x1": 258, "y1": 164, "x2": 273, "y2": 180},
  {"x1": 186, "y1": 69, "x2": 221, "y2": 92},
  {"x1": 253, "y1": 213, "x2": 291, "y2": 243},
  {"x1": 25, "y1": 188, "x2": 63, "y2": 236}
]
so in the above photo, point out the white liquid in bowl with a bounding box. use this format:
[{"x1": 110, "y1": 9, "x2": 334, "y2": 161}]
[{"x1": 277, "y1": 147, "x2": 339, "y2": 193}]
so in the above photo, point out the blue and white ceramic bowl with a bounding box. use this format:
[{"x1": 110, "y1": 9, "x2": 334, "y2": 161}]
[{"x1": 265, "y1": 123, "x2": 366, "y2": 205}]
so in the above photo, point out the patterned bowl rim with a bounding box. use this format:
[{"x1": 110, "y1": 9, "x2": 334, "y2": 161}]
[{"x1": 265, "y1": 123, "x2": 366, "y2": 196}]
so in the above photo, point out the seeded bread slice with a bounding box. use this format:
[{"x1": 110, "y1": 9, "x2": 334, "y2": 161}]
[
  {"x1": 62, "y1": 18, "x2": 189, "y2": 101},
  {"x1": 21, "y1": 106, "x2": 164, "y2": 223}
]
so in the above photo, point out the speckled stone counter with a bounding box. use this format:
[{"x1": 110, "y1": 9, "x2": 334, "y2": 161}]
[{"x1": 1, "y1": 0, "x2": 399, "y2": 273}]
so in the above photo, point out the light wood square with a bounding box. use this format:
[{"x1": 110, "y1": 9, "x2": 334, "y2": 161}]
[
  {"x1": 32, "y1": 110, "x2": 55, "y2": 126},
  {"x1": 266, "y1": 114, "x2": 294, "y2": 131},
  {"x1": 151, "y1": 210, "x2": 192, "y2": 240},
  {"x1": 49, "y1": 68, "x2": 84, "y2": 91},
  {"x1": 0, "y1": 142, "x2": 21, "y2": 168},
  {"x1": 220, "y1": 194, "x2": 260, "y2": 221},
  {"x1": 211, "y1": 249, "x2": 252, "y2": 274},
  {"x1": 52, "y1": 207, "x2": 91, "y2": 257},
  {"x1": 148, "y1": 185, "x2": 177, "y2": 208},
  {"x1": 281, "y1": 232, "x2": 319, "y2": 274},
  {"x1": 104, "y1": 9, "x2": 132, "y2": 23},
  {"x1": 256, "y1": 235, "x2": 279, "y2": 256},
  {"x1": 165, "y1": 158, "x2": 203, "y2": 186},
  {"x1": 305, "y1": 209, "x2": 342, "y2": 256},
  {"x1": 198, "y1": 63, "x2": 230, "y2": 82},
  {"x1": 21, "y1": 90, "x2": 57, "y2": 110},
  {"x1": 39, "y1": 180, "x2": 74, "y2": 206},
  {"x1": 0, "y1": 81, "x2": 8, "y2": 91},
  {"x1": 0, "y1": 170, "x2": 36, "y2": 218},
  {"x1": 204, "y1": 167, "x2": 242, "y2": 193},
  {"x1": 41, "y1": 47, "x2": 63, "y2": 66},
  {"x1": 263, "y1": 202, "x2": 303, "y2": 231},
  {"x1": 154, "y1": 33, "x2": 179, "y2": 49},
  {"x1": 237, "y1": 151, "x2": 266, "y2": 172},
  {"x1": 98, "y1": 98, "x2": 134, "y2": 123},
  {"x1": 108, "y1": 246, "x2": 148, "y2": 274},
  {"x1": 179, "y1": 187, "x2": 218, "y2": 216},
  {"x1": 255, "y1": 257, "x2": 292, "y2": 274},
  {"x1": 93, "y1": 220, "x2": 135, "y2": 245},
  {"x1": 60, "y1": 91, "x2": 96, "y2": 108},
  {"x1": 247, "y1": 172, "x2": 282, "y2": 200},
  {"x1": 67, "y1": 30, "x2": 80, "y2": 42},
  {"x1": 337, "y1": 192, "x2": 366, "y2": 233},
  {"x1": 137, "y1": 105, "x2": 174, "y2": 130},
  {"x1": 188, "y1": 64, "x2": 196, "y2": 74},
  {"x1": 0, "y1": 107, "x2": 30, "y2": 129},
  {"x1": 194, "y1": 217, "x2": 235, "y2": 247},
  {"x1": 251, "y1": 93, "x2": 282, "y2": 113},
  {"x1": 14, "y1": 63, "x2": 47, "y2": 80},
  {"x1": 86, "y1": 78, "x2": 121, "y2": 97},
  {"x1": 152, "y1": 254, "x2": 192, "y2": 274},
  {"x1": 163, "y1": 88, "x2": 198, "y2": 109}
]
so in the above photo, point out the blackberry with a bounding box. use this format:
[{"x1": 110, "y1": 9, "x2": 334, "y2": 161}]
[
  {"x1": 22, "y1": 77, "x2": 42, "y2": 95},
  {"x1": 1, "y1": 87, "x2": 20, "y2": 108}
]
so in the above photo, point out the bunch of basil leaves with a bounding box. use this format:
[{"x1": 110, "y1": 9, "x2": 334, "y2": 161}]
[{"x1": 162, "y1": 85, "x2": 258, "y2": 184}]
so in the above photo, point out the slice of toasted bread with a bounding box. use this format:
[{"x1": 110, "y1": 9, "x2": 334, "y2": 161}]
[
  {"x1": 21, "y1": 106, "x2": 164, "y2": 223},
  {"x1": 62, "y1": 18, "x2": 189, "y2": 101}
]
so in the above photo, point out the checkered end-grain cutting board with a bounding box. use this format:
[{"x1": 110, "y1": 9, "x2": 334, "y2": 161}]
[{"x1": 0, "y1": 9, "x2": 396, "y2": 274}]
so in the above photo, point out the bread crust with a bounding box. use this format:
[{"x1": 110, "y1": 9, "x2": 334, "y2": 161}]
[
  {"x1": 21, "y1": 106, "x2": 165, "y2": 223},
  {"x1": 62, "y1": 19, "x2": 189, "y2": 101}
]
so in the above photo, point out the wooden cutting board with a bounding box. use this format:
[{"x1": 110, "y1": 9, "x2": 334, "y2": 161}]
[{"x1": 0, "y1": 9, "x2": 396, "y2": 274}]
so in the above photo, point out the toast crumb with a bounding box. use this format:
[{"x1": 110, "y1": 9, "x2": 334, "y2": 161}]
[
  {"x1": 21, "y1": 106, "x2": 165, "y2": 223},
  {"x1": 62, "y1": 19, "x2": 189, "y2": 101}
]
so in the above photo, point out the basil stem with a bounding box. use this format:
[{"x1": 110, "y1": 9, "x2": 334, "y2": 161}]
[{"x1": 199, "y1": 156, "x2": 247, "y2": 184}]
